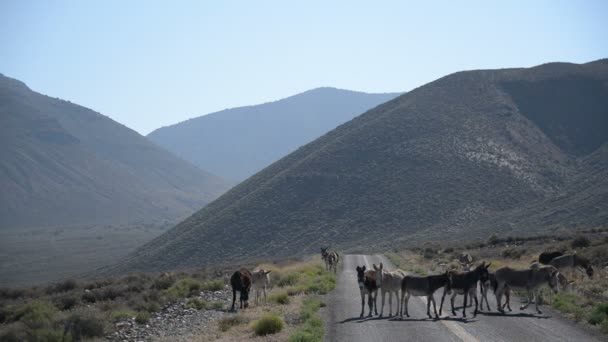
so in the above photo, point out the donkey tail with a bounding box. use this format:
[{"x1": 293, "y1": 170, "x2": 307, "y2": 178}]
[{"x1": 336, "y1": 252, "x2": 340, "y2": 264}]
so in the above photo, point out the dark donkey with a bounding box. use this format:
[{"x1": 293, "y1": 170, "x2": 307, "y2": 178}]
[
  {"x1": 356, "y1": 264, "x2": 382, "y2": 317},
  {"x1": 539, "y1": 251, "x2": 563, "y2": 265},
  {"x1": 400, "y1": 272, "x2": 452, "y2": 319},
  {"x1": 230, "y1": 268, "x2": 252, "y2": 311},
  {"x1": 440, "y1": 262, "x2": 490, "y2": 318}
]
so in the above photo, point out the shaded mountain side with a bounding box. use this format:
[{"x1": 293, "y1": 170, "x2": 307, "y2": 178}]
[
  {"x1": 147, "y1": 88, "x2": 401, "y2": 181},
  {"x1": 109, "y1": 59, "x2": 608, "y2": 274},
  {"x1": 0, "y1": 74, "x2": 232, "y2": 229}
]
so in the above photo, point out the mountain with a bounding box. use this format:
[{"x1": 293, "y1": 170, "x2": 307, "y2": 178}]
[
  {"x1": 147, "y1": 88, "x2": 401, "y2": 181},
  {"x1": 112, "y1": 59, "x2": 608, "y2": 273},
  {"x1": 0, "y1": 74, "x2": 232, "y2": 229}
]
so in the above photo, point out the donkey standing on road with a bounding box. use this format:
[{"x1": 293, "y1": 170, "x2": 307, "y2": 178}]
[
  {"x1": 355, "y1": 263, "x2": 382, "y2": 317},
  {"x1": 230, "y1": 268, "x2": 253, "y2": 311},
  {"x1": 251, "y1": 269, "x2": 272, "y2": 305},
  {"x1": 440, "y1": 262, "x2": 491, "y2": 318},
  {"x1": 378, "y1": 268, "x2": 407, "y2": 317},
  {"x1": 549, "y1": 254, "x2": 594, "y2": 278},
  {"x1": 321, "y1": 247, "x2": 340, "y2": 274},
  {"x1": 479, "y1": 272, "x2": 512, "y2": 312},
  {"x1": 494, "y1": 265, "x2": 560, "y2": 314},
  {"x1": 400, "y1": 272, "x2": 452, "y2": 319}
]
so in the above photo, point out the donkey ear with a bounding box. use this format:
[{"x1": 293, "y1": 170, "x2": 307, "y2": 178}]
[
  {"x1": 485, "y1": 262, "x2": 491, "y2": 269},
  {"x1": 362, "y1": 265, "x2": 366, "y2": 271},
  {"x1": 265, "y1": 270, "x2": 272, "y2": 275},
  {"x1": 373, "y1": 264, "x2": 378, "y2": 270},
  {"x1": 356, "y1": 266, "x2": 361, "y2": 272},
  {"x1": 380, "y1": 263, "x2": 384, "y2": 269}
]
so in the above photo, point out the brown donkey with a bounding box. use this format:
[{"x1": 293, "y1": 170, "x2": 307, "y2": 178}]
[
  {"x1": 440, "y1": 262, "x2": 491, "y2": 318},
  {"x1": 355, "y1": 264, "x2": 382, "y2": 317},
  {"x1": 230, "y1": 268, "x2": 252, "y2": 311}
]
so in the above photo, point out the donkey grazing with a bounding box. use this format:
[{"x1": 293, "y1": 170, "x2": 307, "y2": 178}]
[
  {"x1": 494, "y1": 265, "x2": 560, "y2": 314},
  {"x1": 355, "y1": 264, "x2": 382, "y2": 317},
  {"x1": 321, "y1": 247, "x2": 340, "y2": 274},
  {"x1": 539, "y1": 251, "x2": 563, "y2": 265},
  {"x1": 400, "y1": 272, "x2": 452, "y2": 319},
  {"x1": 440, "y1": 262, "x2": 490, "y2": 318},
  {"x1": 251, "y1": 269, "x2": 272, "y2": 305},
  {"x1": 378, "y1": 268, "x2": 407, "y2": 317},
  {"x1": 549, "y1": 254, "x2": 594, "y2": 278},
  {"x1": 230, "y1": 268, "x2": 252, "y2": 311}
]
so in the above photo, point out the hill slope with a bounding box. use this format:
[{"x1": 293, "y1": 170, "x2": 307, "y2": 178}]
[
  {"x1": 114, "y1": 59, "x2": 608, "y2": 273},
  {"x1": 147, "y1": 88, "x2": 400, "y2": 181},
  {"x1": 0, "y1": 74, "x2": 232, "y2": 229}
]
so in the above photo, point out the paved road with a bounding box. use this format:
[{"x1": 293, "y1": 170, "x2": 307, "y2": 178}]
[{"x1": 325, "y1": 254, "x2": 604, "y2": 342}]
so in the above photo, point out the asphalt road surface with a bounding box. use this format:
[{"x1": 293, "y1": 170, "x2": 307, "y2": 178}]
[{"x1": 324, "y1": 254, "x2": 604, "y2": 342}]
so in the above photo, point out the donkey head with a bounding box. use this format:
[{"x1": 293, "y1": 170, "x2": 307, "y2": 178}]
[
  {"x1": 475, "y1": 261, "x2": 491, "y2": 282},
  {"x1": 321, "y1": 247, "x2": 329, "y2": 259},
  {"x1": 373, "y1": 263, "x2": 384, "y2": 287},
  {"x1": 356, "y1": 266, "x2": 366, "y2": 289},
  {"x1": 547, "y1": 267, "x2": 560, "y2": 293}
]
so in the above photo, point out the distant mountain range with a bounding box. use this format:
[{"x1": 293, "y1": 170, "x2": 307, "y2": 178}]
[
  {"x1": 111, "y1": 59, "x2": 608, "y2": 274},
  {"x1": 0, "y1": 74, "x2": 232, "y2": 229},
  {"x1": 148, "y1": 88, "x2": 401, "y2": 181}
]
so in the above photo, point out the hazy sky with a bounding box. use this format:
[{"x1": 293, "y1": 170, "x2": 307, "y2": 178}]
[{"x1": 1, "y1": 1, "x2": 607, "y2": 134}]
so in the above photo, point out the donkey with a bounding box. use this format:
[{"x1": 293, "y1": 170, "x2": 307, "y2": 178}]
[
  {"x1": 251, "y1": 269, "x2": 272, "y2": 305},
  {"x1": 378, "y1": 268, "x2": 407, "y2": 317},
  {"x1": 400, "y1": 272, "x2": 452, "y2": 319},
  {"x1": 494, "y1": 265, "x2": 560, "y2": 314},
  {"x1": 230, "y1": 268, "x2": 252, "y2": 311},
  {"x1": 321, "y1": 247, "x2": 340, "y2": 274},
  {"x1": 549, "y1": 254, "x2": 594, "y2": 278},
  {"x1": 356, "y1": 264, "x2": 382, "y2": 317},
  {"x1": 458, "y1": 253, "x2": 474, "y2": 272},
  {"x1": 480, "y1": 273, "x2": 511, "y2": 312},
  {"x1": 440, "y1": 262, "x2": 490, "y2": 318},
  {"x1": 539, "y1": 251, "x2": 563, "y2": 265}
]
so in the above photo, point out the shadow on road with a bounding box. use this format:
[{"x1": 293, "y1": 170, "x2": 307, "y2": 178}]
[
  {"x1": 338, "y1": 315, "x2": 477, "y2": 324},
  {"x1": 478, "y1": 311, "x2": 552, "y2": 319}
]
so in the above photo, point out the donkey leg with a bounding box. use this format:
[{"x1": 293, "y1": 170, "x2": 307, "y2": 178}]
[
  {"x1": 360, "y1": 291, "x2": 365, "y2": 318},
  {"x1": 520, "y1": 288, "x2": 531, "y2": 310},
  {"x1": 535, "y1": 289, "x2": 542, "y2": 314},
  {"x1": 439, "y1": 291, "x2": 445, "y2": 316},
  {"x1": 426, "y1": 295, "x2": 432, "y2": 319},
  {"x1": 231, "y1": 289, "x2": 237, "y2": 312},
  {"x1": 462, "y1": 292, "x2": 468, "y2": 318},
  {"x1": 379, "y1": 290, "x2": 385, "y2": 317},
  {"x1": 263, "y1": 286, "x2": 267, "y2": 305},
  {"x1": 473, "y1": 292, "x2": 479, "y2": 317},
  {"x1": 506, "y1": 290, "x2": 512, "y2": 311},
  {"x1": 451, "y1": 294, "x2": 456, "y2": 316},
  {"x1": 403, "y1": 294, "x2": 410, "y2": 317},
  {"x1": 432, "y1": 297, "x2": 439, "y2": 319},
  {"x1": 368, "y1": 292, "x2": 374, "y2": 317},
  {"x1": 374, "y1": 290, "x2": 379, "y2": 315},
  {"x1": 388, "y1": 291, "x2": 393, "y2": 316}
]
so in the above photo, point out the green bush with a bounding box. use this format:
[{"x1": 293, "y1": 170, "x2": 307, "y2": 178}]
[
  {"x1": 63, "y1": 307, "x2": 105, "y2": 340},
  {"x1": 46, "y1": 279, "x2": 77, "y2": 294},
  {"x1": 289, "y1": 298, "x2": 324, "y2": 342},
  {"x1": 276, "y1": 272, "x2": 300, "y2": 287},
  {"x1": 108, "y1": 309, "x2": 136, "y2": 322},
  {"x1": 218, "y1": 315, "x2": 246, "y2": 332},
  {"x1": 12, "y1": 300, "x2": 57, "y2": 329},
  {"x1": 571, "y1": 235, "x2": 591, "y2": 248},
  {"x1": 253, "y1": 313, "x2": 284, "y2": 336},
  {"x1": 164, "y1": 278, "x2": 203, "y2": 300},
  {"x1": 201, "y1": 279, "x2": 225, "y2": 291},
  {"x1": 502, "y1": 247, "x2": 525, "y2": 259},
  {"x1": 135, "y1": 311, "x2": 150, "y2": 324},
  {"x1": 553, "y1": 293, "x2": 585, "y2": 321},
  {"x1": 152, "y1": 275, "x2": 175, "y2": 290},
  {"x1": 269, "y1": 292, "x2": 290, "y2": 305},
  {"x1": 186, "y1": 298, "x2": 209, "y2": 310},
  {"x1": 588, "y1": 303, "x2": 608, "y2": 325},
  {"x1": 54, "y1": 293, "x2": 79, "y2": 311}
]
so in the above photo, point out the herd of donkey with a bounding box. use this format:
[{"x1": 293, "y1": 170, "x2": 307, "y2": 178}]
[{"x1": 229, "y1": 247, "x2": 594, "y2": 321}]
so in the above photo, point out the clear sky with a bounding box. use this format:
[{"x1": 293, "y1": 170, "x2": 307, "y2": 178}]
[{"x1": 1, "y1": 1, "x2": 607, "y2": 135}]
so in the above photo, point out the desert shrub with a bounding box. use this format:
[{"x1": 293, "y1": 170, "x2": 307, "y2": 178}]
[
  {"x1": 0, "y1": 288, "x2": 27, "y2": 300},
  {"x1": 502, "y1": 247, "x2": 526, "y2": 259},
  {"x1": 135, "y1": 311, "x2": 150, "y2": 324},
  {"x1": 269, "y1": 292, "x2": 290, "y2": 305},
  {"x1": 252, "y1": 313, "x2": 284, "y2": 336},
  {"x1": 12, "y1": 300, "x2": 57, "y2": 329},
  {"x1": 46, "y1": 279, "x2": 77, "y2": 294},
  {"x1": 276, "y1": 272, "x2": 300, "y2": 287},
  {"x1": 164, "y1": 278, "x2": 203, "y2": 300},
  {"x1": 54, "y1": 293, "x2": 79, "y2": 311},
  {"x1": 186, "y1": 298, "x2": 208, "y2": 310},
  {"x1": 152, "y1": 275, "x2": 175, "y2": 290},
  {"x1": 81, "y1": 290, "x2": 96, "y2": 303},
  {"x1": 0, "y1": 323, "x2": 30, "y2": 342},
  {"x1": 488, "y1": 233, "x2": 499, "y2": 245},
  {"x1": 423, "y1": 247, "x2": 435, "y2": 259},
  {"x1": 218, "y1": 315, "x2": 247, "y2": 332},
  {"x1": 443, "y1": 247, "x2": 454, "y2": 254},
  {"x1": 201, "y1": 279, "x2": 225, "y2": 291},
  {"x1": 571, "y1": 235, "x2": 591, "y2": 248},
  {"x1": 588, "y1": 303, "x2": 608, "y2": 325},
  {"x1": 63, "y1": 307, "x2": 105, "y2": 340},
  {"x1": 108, "y1": 309, "x2": 136, "y2": 322},
  {"x1": 208, "y1": 301, "x2": 224, "y2": 311},
  {"x1": 98, "y1": 286, "x2": 125, "y2": 301}
]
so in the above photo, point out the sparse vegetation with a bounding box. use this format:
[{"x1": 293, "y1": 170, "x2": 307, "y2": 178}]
[
  {"x1": 218, "y1": 315, "x2": 247, "y2": 332},
  {"x1": 269, "y1": 292, "x2": 290, "y2": 305},
  {"x1": 289, "y1": 298, "x2": 325, "y2": 342},
  {"x1": 572, "y1": 235, "x2": 591, "y2": 248}
]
